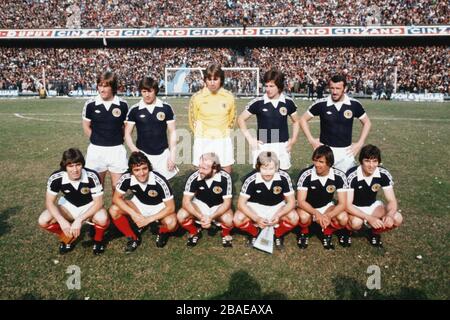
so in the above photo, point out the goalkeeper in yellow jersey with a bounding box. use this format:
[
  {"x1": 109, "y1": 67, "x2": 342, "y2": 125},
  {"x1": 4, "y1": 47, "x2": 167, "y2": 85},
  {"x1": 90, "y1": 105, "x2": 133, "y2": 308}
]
[{"x1": 189, "y1": 63, "x2": 236, "y2": 173}]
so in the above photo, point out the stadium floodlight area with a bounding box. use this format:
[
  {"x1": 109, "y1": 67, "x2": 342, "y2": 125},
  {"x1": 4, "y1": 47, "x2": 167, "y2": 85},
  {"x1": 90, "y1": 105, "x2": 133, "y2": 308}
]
[{"x1": 164, "y1": 67, "x2": 260, "y2": 96}]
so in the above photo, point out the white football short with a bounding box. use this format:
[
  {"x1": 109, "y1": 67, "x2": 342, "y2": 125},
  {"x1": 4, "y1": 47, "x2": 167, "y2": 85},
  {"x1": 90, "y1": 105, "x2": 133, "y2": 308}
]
[
  {"x1": 58, "y1": 197, "x2": 93, "y2": 220},
  {"x1": 192, "y1": 137, "x2": 235, "y2": 167},
  {"x1": 141, "y1": 148, "x2": 178, "y2": 180},
  {"x1": 85, "y1": 143, "x2": 128, "y2": 174},
  {"x1": 252, "y1": 142, "x2": 291, "y2": 170},
  {"x1": 130, "y1": 196, "x2": 167, "y2": 218},
  {"x1": 329, "y1": 145, "x2": 356, "y2": 173}
]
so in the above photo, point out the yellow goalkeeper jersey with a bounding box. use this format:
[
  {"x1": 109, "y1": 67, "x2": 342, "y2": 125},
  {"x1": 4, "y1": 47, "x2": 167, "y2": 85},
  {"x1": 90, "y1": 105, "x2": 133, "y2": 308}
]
[{"x1": 189, "y1": 87, "x2": 236, "y2": 139}]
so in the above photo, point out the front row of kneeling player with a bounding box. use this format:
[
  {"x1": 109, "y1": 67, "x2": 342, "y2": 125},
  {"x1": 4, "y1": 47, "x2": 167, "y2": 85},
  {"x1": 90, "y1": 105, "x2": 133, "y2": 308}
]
[{"x1": 38, "y1": 145, "x2": 403, "y2": 255}]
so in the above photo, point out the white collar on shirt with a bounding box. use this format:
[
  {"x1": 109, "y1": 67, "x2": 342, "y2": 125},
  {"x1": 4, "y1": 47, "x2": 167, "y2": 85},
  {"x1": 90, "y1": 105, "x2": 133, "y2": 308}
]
[
  {"x1": 356, "y1": 165, "x2": 381, "y2": 186},
  {"x1": 198, "y1": 171, "x2": 222, "y2": 188},
  {"x1": 263, "y1": 93, "x2": 286, "y2": 109},
  {"x1": 310, "y1": 166, "x2": 335, "y2": 187},
  {"x1": 255, "y1": 172, "x2": 281, "y2": 190},
  {"x1": 95, "y1": 95, "x2": 120, "y2": 111},
  {"x1": 138, "y1": 98, "x2": 164, "y2": 114},
  {"x1": 326, "y1": 94, "x2": 351, "y2": 112},
  {"x1": 62, "y1": 169, "x2": 89, "y2": 189},
  {"x1": 130, "y1": 171, "x2": 156, "y2": 191}
]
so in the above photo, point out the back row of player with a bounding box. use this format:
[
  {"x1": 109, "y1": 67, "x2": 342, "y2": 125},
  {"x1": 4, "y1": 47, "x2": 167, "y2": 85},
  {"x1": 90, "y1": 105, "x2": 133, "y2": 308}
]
[{"x1": 38, "y1": 64, "x2": 402, "y2": 254}]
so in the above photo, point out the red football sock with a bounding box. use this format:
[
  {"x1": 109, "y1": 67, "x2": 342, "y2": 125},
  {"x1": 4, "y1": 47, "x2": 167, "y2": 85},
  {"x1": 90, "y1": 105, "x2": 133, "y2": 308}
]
[
  {"x1": 373, "y1": 226, "x2": 395, "y2": 234},
  {"x1": 94, "y1": 224, "x2": 107, "y2": 242},
  {"x1": 221, "y1": 224, "x2": 232, "y2": 237},
  {"x1": 112, "y1": 215, "x2": 137, "y2": 240},
  {"x1": 181, "y1": 219, "x2": 199, "y2": 235},
  {"x1": 331, "y1": 221, "x2": 344, "y2": 230},
  {"x1": 275, "y1": 220, "x2": 295, "y2": 238},
  {"x1": 159, "y1": 225, "x2": 171, "y2": 234},
  {"x1": 298, "y1": 222, "x2": 310, "y2": 235},
  {"x1": 44, "y1": 223, "x2": 62, "y2": 235},
  {"x1": 324, "y1": 225, "x2": 337, "y2": 236},
  {"x1": 238, "y1": 221, "x2": 258, "y2": 237},
  {"x1": 44, "y1": 223, "x2": 73, "y2": 244}
]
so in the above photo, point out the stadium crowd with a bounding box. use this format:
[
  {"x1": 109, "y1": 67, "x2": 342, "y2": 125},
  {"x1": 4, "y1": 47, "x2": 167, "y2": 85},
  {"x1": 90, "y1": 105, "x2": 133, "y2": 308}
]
[
  {"x1": 1, "y1": 46, "x2": 448, "y2": 95},
  {"x1": 0, "y1": 0, "x2": 448, "y2": 29}
]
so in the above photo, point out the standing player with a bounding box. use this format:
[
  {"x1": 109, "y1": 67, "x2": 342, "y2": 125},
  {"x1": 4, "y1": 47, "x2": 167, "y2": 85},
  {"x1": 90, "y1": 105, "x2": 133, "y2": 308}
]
[
  {"x1": 109, "y1": 152, "x2": 177, "y2": 251},
  {"x1": 189, "y1": 64, "x2": 236, "y2": 173},
  {"x1": 82, "y1": 71, "x2": 128, "y2": 191},
  {"x1": 346, "y1": 145, "x2": 403, "y2": 247},
  {"x1": 234, "y1": 152, "x2": 298, "y2": 249},
  {"x1": 177, "y1": 153, "x2": 234, "y2": 247},
  {"x1": 125, "y1": 77, "x2": 178, "y2": 180},
  {"x1": 296, "y1": 145, "x2": 349, "y2": 250},
  {"x1": 299, "y1": 74, "x2": 371, "y2": 173},
  {"x1": 38, "y1": 148, "x2": 109, "y2": 255},
  {"x1": 238, "y1": 69, "x2": 300, "y2": 170}
]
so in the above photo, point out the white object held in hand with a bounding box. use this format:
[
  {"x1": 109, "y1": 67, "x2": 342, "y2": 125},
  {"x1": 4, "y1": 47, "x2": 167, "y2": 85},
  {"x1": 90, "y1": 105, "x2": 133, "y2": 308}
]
[{"x1": 253, "y1": 226, "x2": 274, "y2": 254}]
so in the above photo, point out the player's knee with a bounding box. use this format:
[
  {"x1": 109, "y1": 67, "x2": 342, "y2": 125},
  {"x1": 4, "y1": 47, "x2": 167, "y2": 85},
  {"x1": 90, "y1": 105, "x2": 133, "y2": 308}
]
[
  {"x1": 221, "y1": 213, "x2": 234, "y2": 228},
  {"x1": 298, "y1": 211, "x2": 311, "y2": 225},
  {"x1": 350, "y1": 217, "x2": 363, "y2": 230},
  {"x1": 394, "y1": 212, "x2": 403, "y2": 227},
  {"x1": 287, "y1": 210, "x2": 299, "y2": 225},
  {"x1": 38, "y1": 210, "x2": 51, "y2": 227},
  {"x1": 177, "y1": 208, "x2": 189, "y2": 223},
  {"x1": 336, "y1": 212, "x2": 349, "y2": 226},
  {"x1": 94, "y1": 209, "x2": 109, "y2": 227},
  {"x1": 233, "y1": 211, "x2": 246, "y2": 227},
  {"x1": 108, "y1": 205, "x2": 121, "y2": 219},
  {"x1": 165, "y1": 215, "x2": 178, "y2": 231}
]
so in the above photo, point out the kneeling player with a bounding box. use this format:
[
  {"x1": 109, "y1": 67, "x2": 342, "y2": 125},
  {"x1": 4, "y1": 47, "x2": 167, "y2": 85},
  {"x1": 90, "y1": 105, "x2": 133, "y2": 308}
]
[
  {"x1": 346, "y1": 145, "x2": 403, "y2": 247},
  {"x1": 296, "y1": 145, "x2": 349, "y2": 250},
  {"x1": 177, "y1": 153, "x2": 234, "y2": 247},
  {"x1": 109, "y1": 152, "x2": 177, "y2": 251},
  {"x1": 38, "y1": 148, "x2": 109, "y2": 255},
  {"x1": 234, "y1": 151, "x2": 298, "y2": 249}
]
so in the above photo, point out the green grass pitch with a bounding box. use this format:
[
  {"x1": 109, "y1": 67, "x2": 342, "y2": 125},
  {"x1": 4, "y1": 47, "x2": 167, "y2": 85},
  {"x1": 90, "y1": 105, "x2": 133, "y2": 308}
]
[{"x1": 0, "y1": 97, "x2": 448, "y2": 299}]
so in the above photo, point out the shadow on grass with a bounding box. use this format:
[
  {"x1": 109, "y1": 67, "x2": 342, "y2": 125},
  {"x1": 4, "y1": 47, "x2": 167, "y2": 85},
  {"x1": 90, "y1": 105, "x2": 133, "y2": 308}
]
[
  {"x1": 0, "y1": 206, "x2": 22, "y2": 237},
  {"x1": 170, "y1": 171, "x2": 192, "y2": 210},
  {"x1": 209, "y1": 270, "x2": 287, "y2": 300},
  {"x1": 333, "y1": 276, "x2": 428, "y2": 300},
  {"x1": 20, "y1": 293, "x2": 43, "y2": 300}
]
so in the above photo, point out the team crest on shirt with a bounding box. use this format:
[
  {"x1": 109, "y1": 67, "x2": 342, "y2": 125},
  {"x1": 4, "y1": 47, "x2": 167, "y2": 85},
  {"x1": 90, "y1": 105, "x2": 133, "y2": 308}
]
[
  {"x1": 279, "y1": 107, "x2": 288, "y2": 116},
  {"x1": 273, "y1": 186, "x2": 282, "y2": 194},
  {"x1": 156, "y1": 112, "x2": 165, "y2": 121},
  {"x1": 326, "y1": 185, "x2": 336, "y2": 193},
  {"x1": 344, "y1": 110, "x2": 353, "y2": 119},
  {"x1": 112, "y1": 108, "x2": 121, "y2": 117},
  {"x1": 80, "y1": 187, "x2": 90, "y2": 195},
  {"x1": 148, "y1": 190, "x2": 158, "y2": 197},
  {"x1": 371, "y1": 183, "x2": 381, "y2": 192},
  {"x1": 213, "y1": 186, "x2": 223, "y2": 194}
]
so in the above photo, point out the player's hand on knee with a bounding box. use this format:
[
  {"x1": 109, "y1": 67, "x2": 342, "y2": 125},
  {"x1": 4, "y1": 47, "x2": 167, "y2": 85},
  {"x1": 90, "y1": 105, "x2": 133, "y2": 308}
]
[
  {"x1": 58, "y1": 220, "x2": 72, "y2": 238},
  {"x1": 256, "y1": 217, "x2": 269, "y2": 229},
  {"x1": 70, "y1": 219, "x2": 82, "y2": 238},
  {"x1": 134, "y1": 216, "x2": 148, "y2": 228},
  {"x1": 382, "y1": 215, "x2": 394, "y2": 228},
  {"x1": 269, "y1": 216, "x2": 280, "y2": 226},
  {"x1": 368, "y1": 216, "x2": 384, "y2": 229}
]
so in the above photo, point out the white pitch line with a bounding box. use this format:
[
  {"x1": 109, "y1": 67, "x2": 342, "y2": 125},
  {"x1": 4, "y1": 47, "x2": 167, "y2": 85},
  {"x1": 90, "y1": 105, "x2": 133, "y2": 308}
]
[
  {"x1": 11, "y1": 113, "x2": 450, "y2": 123},
  {"x1": 13, "y1": 113, "x2": 80, "y2": 124},
  {"x1": 370, "y1": 117, "x2": 450, "y2": 122}
]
